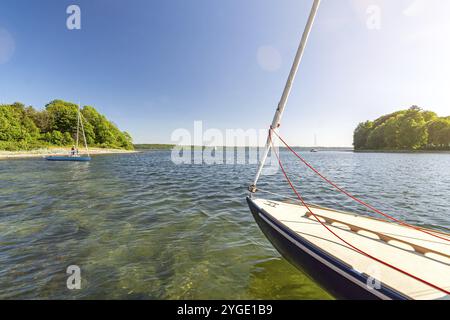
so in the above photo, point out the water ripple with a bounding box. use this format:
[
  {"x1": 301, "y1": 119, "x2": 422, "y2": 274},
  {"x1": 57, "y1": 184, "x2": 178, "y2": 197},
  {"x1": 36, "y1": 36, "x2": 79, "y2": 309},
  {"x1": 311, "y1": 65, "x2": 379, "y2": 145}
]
[{"x1": 0, "y1": 151, "x2": 449, "y2": 299}]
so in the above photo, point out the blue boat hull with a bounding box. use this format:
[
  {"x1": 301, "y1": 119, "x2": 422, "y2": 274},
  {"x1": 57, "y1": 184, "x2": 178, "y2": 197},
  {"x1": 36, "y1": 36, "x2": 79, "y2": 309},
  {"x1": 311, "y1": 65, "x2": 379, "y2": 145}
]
[
  {"x1": 246, "y1": 197, "x2": 408, "y2": 300},
  {"x1": 45, "y1": 156, "x2": 91, "y2": 162}
]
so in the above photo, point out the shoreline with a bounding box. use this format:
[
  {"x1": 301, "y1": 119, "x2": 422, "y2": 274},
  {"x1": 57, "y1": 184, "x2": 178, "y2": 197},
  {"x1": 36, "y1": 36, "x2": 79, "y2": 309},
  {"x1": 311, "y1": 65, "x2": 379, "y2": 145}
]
[
  {"x1": 0, "y1": 147, "x2": 139, "y2": 160},
  {"x1": 354, "y1": 149, "x2": 450, "y2": 154}
]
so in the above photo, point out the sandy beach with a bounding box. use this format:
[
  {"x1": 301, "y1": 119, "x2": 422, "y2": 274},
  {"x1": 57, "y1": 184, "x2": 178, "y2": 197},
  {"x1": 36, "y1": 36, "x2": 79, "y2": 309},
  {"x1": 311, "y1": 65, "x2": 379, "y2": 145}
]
[{"x1": 0, "y1": 147, "x2": 139, "y2": 160}]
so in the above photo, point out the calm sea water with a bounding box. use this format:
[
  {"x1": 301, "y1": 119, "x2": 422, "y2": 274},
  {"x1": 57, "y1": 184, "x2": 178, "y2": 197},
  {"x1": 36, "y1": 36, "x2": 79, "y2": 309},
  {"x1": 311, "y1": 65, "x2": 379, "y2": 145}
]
[{"x1": 0, "y1": 150, "x2": 449, "y2": 299}]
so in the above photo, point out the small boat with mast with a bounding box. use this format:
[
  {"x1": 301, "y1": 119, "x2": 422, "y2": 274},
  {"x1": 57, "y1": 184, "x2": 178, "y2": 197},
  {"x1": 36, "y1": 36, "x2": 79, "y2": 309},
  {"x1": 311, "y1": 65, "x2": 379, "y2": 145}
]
[
  {"x1": 45, "y1": 104, "x2": 91, "y2": 162},
  {"x1": 247, "y1": 0, "x2": 450, "y2": 300},
  {"x1": 310, "y1": 134, "x2": 318, "y2": 152}
]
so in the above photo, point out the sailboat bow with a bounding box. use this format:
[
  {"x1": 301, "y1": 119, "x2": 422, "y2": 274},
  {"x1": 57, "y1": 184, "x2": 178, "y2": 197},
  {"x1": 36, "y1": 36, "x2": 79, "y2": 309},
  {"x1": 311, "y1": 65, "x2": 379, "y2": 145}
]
[{"x1": 247, "y1": 0, "x2": 450, "y2": 300}]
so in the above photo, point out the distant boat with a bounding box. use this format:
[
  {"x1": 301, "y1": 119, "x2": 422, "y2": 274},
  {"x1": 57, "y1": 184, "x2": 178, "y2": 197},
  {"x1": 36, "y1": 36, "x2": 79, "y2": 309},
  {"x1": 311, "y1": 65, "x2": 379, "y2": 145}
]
[
  {"x1": 212, "y1": 146, "x2": 218, "y2": 157},
  {"x1": 312, "y1": 134, "x2": 318, "y2": 152},
  {"x1": 247, "y1": 0, "x2": 450, "y2": 300},
  {"x1": 46, "y1": 104, "x2": 91, "y2": 162},
  {"x1": 46, "y1": 155, "x2": 91, "y2": 162}
]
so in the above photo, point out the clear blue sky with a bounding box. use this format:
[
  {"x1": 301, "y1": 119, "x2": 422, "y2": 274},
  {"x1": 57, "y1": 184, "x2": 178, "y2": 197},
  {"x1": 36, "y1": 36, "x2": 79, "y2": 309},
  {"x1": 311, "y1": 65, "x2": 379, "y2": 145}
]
[{"x1": 1, "y1": 0, "x2": 449, "y2": 146}]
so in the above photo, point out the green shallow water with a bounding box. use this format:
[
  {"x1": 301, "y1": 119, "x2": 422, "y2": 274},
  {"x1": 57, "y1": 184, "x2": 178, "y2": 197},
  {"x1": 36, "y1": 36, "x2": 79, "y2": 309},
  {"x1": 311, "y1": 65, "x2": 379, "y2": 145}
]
[{"x1": 0, "y1": 150, "x2": 449, "y2": 299}]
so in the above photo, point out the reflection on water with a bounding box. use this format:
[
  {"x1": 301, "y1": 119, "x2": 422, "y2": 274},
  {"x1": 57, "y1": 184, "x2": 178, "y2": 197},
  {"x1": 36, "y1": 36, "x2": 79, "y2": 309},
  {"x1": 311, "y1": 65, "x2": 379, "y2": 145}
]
[{"x1": 0, "y1": 150, "x2": 449, "y2": 299}]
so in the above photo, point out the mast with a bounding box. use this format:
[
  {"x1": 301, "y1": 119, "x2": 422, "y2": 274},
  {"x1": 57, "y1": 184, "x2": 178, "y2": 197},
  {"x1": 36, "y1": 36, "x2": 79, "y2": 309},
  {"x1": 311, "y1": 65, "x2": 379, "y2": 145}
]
[
  {"x1": 76, "y1": 104, "x2": 80, "y2": 149},
  {"x1": 250, "y1": 0, "x2": 321, "y2": 190},
  {"x1": 79, "y1": 108, "x2": 90, "y2": 157}
]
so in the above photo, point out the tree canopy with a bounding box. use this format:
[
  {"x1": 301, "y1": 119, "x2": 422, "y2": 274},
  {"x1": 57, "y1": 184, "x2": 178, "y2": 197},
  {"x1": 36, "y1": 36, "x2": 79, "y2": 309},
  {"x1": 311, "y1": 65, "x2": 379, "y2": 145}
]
[
  {"x1": 0, "y1": 100, "x2": 133, "y2": 151},
  {"x1": 354, "y1": 106, "x2": 450, "y2": 151}
]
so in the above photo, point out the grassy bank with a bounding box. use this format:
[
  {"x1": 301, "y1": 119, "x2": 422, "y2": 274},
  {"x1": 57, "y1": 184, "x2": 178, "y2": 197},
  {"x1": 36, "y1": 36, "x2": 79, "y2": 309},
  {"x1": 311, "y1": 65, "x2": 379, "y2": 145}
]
[
  {"x1": 133, "y1": 144, "x2": 175, "y2": 150},
  {"x1": 0, "y1": 147, "x2": 138, "y2": 160},
  {"x1": 354, "y1": 149, "x2": 450, "y2": 154}
]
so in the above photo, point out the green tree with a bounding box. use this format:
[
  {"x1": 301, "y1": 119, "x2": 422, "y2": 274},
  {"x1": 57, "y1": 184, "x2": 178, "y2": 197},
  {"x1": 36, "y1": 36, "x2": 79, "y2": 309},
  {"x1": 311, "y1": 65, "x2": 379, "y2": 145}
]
[
  {"x1": 63, "y1": 132, "x2": 75, "y2": 145},
  {"x1": 45, "y1": 100, "x2": 79, "y2": 134},
  {"x1": 383, "y1": 117, "x2": 399, "y2": 149},
  {"x1": 397, "y1": 108, "x2": 428, "y2": 149},
  {"x1": 49, "y1": 130, "x2": 64, "y2": 145},
  {"x1": 422, "y1": 110, "x2": 438, "y2": 122},
  {"x1": 82, "y1": 105, "x2": 133, "y2": 149},
  {"x1": 0, "y1": 103, "x2": 40, "y2": 142},
  {"x1": 353, "y1": 121, "x2": 373, "y2": 150},
  {"x1": 353, "y1": 106, "x2": 446, "y2": 151},
  {"x1": 367, "y1": 124, "x2": 386, "y2": 149},
  {"x1": 26, "y1": 106, "x2": 52, "y2": 133},
  {"x1": 427, "y1": 119, "x2": 450, "y2": 148},
  {"x1": 0, "y1": 100, "x2": 134, "y2": 151},
  {"x1": 444, "y1": 126, "x2": 450, "y2": 148}
]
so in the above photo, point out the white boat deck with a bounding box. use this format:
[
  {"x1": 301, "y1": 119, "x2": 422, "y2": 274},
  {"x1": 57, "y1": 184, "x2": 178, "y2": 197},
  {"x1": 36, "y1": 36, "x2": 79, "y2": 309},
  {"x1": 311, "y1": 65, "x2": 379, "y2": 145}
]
[{"x1": 254, "y1": 198, "x2": 450, "y2": 300}]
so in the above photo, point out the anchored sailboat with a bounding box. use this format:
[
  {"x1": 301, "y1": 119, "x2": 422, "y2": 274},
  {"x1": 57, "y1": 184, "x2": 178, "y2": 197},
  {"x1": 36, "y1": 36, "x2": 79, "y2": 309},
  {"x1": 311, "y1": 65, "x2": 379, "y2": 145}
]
[
  {"x1": 247, "y1": 0, "x2": 450, "y2": 300},
  {"x1": 310, "y1": 134, "x2": 318, "y2": 152},
  {"x1": 46, "y1": 104, "x2": 91, "y2": 162}
]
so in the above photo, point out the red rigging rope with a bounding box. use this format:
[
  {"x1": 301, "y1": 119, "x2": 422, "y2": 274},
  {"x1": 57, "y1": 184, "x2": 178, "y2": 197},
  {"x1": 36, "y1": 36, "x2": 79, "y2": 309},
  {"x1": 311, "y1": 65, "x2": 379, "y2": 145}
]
[
  {"x1": 267, "y1": 130, "x2": 450, "y2": 296},
  {"x1": 270, "y1": 128, "x2": 450, "y2": 243}
]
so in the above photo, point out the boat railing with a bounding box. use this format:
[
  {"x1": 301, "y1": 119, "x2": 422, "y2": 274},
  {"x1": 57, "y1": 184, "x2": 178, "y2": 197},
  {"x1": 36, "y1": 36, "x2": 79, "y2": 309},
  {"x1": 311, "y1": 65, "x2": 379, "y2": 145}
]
[{"x1": 303, "y1": 211, "x2": 450, "y2": 261}]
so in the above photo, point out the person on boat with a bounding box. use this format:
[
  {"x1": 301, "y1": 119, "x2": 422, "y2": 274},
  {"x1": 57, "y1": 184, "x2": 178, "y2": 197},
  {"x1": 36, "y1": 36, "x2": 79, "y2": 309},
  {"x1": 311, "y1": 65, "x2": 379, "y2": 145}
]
[{"x1": 71, "y1": 146, "x2": 76, "y2": 156}]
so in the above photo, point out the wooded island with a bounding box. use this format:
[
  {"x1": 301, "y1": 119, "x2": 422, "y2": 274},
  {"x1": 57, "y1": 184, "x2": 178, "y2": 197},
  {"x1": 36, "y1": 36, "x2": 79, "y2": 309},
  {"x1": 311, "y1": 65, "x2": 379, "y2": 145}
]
[{"x1": 354, "y1": 106, "x2": 450, "y2": 151}]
